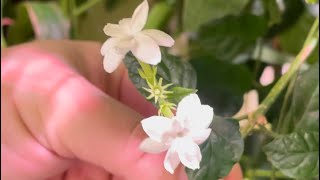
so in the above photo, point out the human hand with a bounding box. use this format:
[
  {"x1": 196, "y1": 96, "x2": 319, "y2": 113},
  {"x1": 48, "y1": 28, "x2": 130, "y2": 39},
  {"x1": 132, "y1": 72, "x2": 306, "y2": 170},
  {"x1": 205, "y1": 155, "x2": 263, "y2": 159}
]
[{"x1": 1, "y1": 40, "x2": 242, "y2": 180}]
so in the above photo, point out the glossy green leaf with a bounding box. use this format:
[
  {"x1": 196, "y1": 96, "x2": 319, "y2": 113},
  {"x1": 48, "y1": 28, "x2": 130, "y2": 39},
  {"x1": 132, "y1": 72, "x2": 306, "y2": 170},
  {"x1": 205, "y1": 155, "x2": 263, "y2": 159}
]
[
  {"x1": 282, "y1": 63, "x2": 319, "y2": 133},
  {"x1": 7, "y1": 2, "x2": 70, "y2": 45},
  {"x1": 157, "y1": 51, "x2": 197, "y2": 89},
  {"x1": 190, "y1": 56, "x2": 253, "y2": 116},
  {"x1": 266, "y1": 0, "x2": 305, "y2": 37},
  {"x1": 166, "y1": 87, "x2": 197, "y2": 105},
  {"x1": 183, "y1": 0, "x2": 249, "y2": 31},
  {"x1": 186, "y1": 117, "x2": 244, "y2": 180},
  {"x1": 263, "y1": 0, "x2": 282, "y2": 26},
  {"x1": 124, "y1": 51, "x2": 197, "y2": 105},
  {"x1": 190, "y1": 14, "x2": 268, "y2": 63},
  {"x1": 264, "y1": 131, "x2": 319, "y2": 179}
]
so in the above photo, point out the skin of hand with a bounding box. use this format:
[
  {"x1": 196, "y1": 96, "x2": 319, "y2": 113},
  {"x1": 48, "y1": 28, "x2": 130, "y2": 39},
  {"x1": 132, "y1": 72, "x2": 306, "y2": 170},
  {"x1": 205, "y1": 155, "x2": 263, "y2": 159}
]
[{"x1": 1, "y1": 40, "x2": 243, "y2": 180}]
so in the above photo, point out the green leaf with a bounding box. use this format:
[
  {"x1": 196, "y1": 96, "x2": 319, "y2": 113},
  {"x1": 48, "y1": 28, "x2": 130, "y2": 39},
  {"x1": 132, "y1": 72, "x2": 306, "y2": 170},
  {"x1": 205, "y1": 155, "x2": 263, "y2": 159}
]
[
  {"x1": 305, "y1": 0, "x2": 319, "y2": 4},
  {"x1": 263, "y1": 0, "x2": 282, "y2": 26},
  {"x1": 186, "y1": 117, "x2": 244, "y2": 180},
  {"x1": 282, "y1": 63, "x2": 319, "y2": 132},
  {"x1": 7, "y1": 2, "x2": 70, "y2": 45},
  {"x1": 190, "y1": 14, "x2": 268, "y2": 63},
  {"x1": 266, "y1": 0, "x2": 305, "y2": 37},
  {"x1": 279, "y1": 12, "x2": 319, "y2": 64},
  {"x1": 157, "y1": 51, "x2": 197, "y2": 89},
  {"x1": 124, "y1": 51, "x2": 197, "y2": 105},
  {"x1": 264, "y1": 131, "x2": 319, "y2": 179},
  {"x1": 183, "y1": 0, "x2": 249, "y2": 31},
  {"x1": 166, "y1": 87, "x2": 197, "y2": 104},
  {"x1": 190, "y1": 56, "x2": 253, "y2": 116}
]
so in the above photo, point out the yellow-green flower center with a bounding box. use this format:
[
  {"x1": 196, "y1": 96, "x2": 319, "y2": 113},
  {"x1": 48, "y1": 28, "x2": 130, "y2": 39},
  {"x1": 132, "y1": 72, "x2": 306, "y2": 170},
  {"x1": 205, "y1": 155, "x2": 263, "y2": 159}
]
[{"x1": 154, "y1": 88, "x2": 161, "y2": 95}]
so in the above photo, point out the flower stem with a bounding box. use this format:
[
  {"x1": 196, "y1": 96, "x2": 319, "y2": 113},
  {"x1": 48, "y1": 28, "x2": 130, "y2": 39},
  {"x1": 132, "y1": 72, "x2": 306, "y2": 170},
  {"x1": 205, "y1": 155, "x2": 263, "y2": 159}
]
[
  {"x1": 72, "y1": 0, "x2": 102, "y2": 16},
  {"x1": 144, "y1": 1, "x2": 173, "y2": 29},
  {"x1": 242, "y1": 17, "x2": 319, "y2": 138}
]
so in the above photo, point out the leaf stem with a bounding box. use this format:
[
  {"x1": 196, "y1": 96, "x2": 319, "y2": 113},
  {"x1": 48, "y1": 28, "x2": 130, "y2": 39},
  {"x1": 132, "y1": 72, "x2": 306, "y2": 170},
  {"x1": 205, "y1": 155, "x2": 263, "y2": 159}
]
[
  {"x1": 72, "y1": 0, "x2": 102, "y2": 17},
  {"x1": 242, "y1": 17, "x2": 319, "y2": 138}
]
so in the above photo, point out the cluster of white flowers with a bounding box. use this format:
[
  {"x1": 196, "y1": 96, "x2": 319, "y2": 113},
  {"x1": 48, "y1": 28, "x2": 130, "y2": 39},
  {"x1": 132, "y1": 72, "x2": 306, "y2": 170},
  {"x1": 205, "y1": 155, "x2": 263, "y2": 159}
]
[{"x1": 101, "y1": 0, "x2": 214, "y2": 174}]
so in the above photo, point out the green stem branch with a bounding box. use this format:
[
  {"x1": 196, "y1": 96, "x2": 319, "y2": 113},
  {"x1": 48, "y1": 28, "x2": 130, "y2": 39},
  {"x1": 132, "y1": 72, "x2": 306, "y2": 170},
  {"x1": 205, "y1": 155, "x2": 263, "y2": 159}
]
[{"x1": 242, "y1": 17, "x2": 319, "y2": 138}]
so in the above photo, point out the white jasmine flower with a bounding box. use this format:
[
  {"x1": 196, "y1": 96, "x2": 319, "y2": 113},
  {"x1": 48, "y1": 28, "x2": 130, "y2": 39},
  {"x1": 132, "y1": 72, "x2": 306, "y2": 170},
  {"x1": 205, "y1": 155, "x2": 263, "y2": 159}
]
[
  {"x1": 139, "y1": 94, "x2": 214, "y2": 174},
  {"x1": 101, "y1": 0, "x2": 175, "y2": 73}
]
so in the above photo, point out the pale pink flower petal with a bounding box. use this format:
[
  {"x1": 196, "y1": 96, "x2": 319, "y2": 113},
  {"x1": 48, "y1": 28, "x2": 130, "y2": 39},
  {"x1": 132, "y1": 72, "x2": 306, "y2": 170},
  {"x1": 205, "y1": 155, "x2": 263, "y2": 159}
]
[
  {"x1": 139, "y1": 138, "x2": 169, "y2": 153},
  {"x1": 176, "y1": 137, "x2": 201, "y2": 170},
  {"x1": 131, "y1": 0, "x2": 149, "y2": 33},
  {"x1": 100, "y1": 38, "x2": 117, "y2": 55},
  {"x1": 142, "y1": 29, "x2": 175, "y2": 47},
  {"x1": 131, "y1": 34, "x2": 161, "y2": 65},
  {"x1": 176, "y1": 94, "x2": 201, "y2": 121},
  {"x1": 246, "y1": 90, "x2": 259, "y2": 113},
  {"x1": 164, "y1": 143, "x2": 181, "y2": 174},
  {"x1": 188, "y1": 128, "x2": 211, "y2": 145},
  {"x1": 259, "y1": 66, "x2": 275, "y2": 86},
  {"x1": 103, "y1": 23, "x2": 126, "y2": 37},
  {"x1": 116, "y1": 37, "x2": 136, "y2": 51},
  {"x1": 177, "y1": 94, "x2": 213, "y2": 129},
  {"x1": 101, "y1": 38, "x2": 125, "y2": 73},
  {"x1": 233, "y1": 89, "x2": 259, "y2": 119},
  {"x1": 118, "y1": 18, "x2": 132, "y2": 33},
  {"x1": 103, "y1": 53, "x2": 124, "y2": 73},
  {"x1": 141, "y1": 116, "x2": 172, "y2": 142}
]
